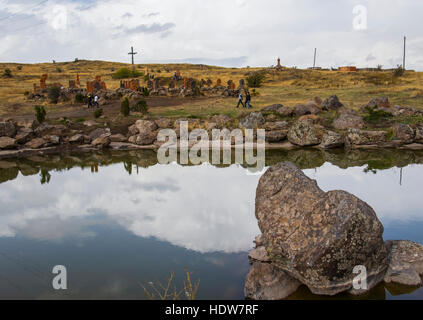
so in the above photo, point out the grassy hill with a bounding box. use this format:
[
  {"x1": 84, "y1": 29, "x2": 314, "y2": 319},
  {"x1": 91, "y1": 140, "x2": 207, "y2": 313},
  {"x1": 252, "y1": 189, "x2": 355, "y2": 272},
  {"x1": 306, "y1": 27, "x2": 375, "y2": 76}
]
[{"x1": 0, "y1": 60, "x2": 422, "y2": 119}]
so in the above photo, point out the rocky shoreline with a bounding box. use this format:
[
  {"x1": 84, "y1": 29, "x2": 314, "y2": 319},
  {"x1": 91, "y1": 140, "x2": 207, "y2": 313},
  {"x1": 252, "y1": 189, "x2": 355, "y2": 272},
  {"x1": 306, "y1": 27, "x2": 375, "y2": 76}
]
[
  {"x1": 245, "y1": 162, "x2": 423, "y2": 299},
  {"x1": 1, "y1": 95, "x2": 423, "y2": 160}
]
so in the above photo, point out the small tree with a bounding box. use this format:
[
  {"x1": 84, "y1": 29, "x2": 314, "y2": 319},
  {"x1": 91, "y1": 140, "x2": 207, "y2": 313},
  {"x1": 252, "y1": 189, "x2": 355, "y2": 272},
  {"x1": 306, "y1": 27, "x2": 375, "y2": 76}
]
[
  {"x1": 3, "y1": 68, "x2": 12, "y2": 78},
  {"x1": 94, "y1": 108, "x2": 103, "y2": 118},
  {"x1": 121, "y1": 97, "x2": 130, "y2": 116},
  {"x1": 47, "y1": 87, "x2": 61, "y2": 103},
  {"x1": 133, "y1": 100, "x2": 148, "y2": 114},
  {"x1": 34, "y1": 105, "x2": 46, "y2": 123},
  {"x1": 143, "y1": 87, "x2": 150, "y2": 97},
  {"x1": 393, "y1": 65, "x2": 405, "y2": 77},
  {"x1": 246, "y1": 72, "x2": 265, "y2": 88}
]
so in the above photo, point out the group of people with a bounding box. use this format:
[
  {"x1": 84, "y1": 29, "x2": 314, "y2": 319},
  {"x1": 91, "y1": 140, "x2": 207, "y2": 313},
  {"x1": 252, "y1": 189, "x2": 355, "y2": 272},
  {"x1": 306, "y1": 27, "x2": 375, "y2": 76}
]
[
  {"x1": 87, "y1": 94, "x2": 99, "y2": 108},
  {"x1": 236, "y1": 91, "x2": 252, "y2": 108}
]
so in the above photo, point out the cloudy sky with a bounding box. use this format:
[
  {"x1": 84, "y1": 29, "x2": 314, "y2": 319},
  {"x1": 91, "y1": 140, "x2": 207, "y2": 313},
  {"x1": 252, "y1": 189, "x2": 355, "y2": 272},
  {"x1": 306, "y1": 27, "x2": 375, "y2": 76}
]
[{"x1": 0, "y1": 0, "x2": 422, "y2": 69}]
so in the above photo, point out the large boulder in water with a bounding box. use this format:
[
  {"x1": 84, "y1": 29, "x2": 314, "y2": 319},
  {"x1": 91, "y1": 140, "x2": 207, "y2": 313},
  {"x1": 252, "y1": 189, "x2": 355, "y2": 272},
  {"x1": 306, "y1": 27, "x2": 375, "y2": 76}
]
[{"x1": 254, "y1": 162, "x2": 388, "y2": 295}]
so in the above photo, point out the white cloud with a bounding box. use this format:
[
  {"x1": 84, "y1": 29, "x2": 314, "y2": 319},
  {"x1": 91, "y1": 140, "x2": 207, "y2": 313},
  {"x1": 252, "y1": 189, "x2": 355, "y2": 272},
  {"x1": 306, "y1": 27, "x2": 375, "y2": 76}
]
[{"x1": 0, "y1": 0, "x2": 421, "y2": 69}]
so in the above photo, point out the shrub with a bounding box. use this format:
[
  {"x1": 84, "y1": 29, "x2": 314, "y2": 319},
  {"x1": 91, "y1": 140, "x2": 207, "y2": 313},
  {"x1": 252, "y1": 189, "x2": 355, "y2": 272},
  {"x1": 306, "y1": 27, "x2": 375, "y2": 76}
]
[
  {"x1": 75, "y1": 93, "x2": 85, "y2": 103},
  {"x1": 34, "y1": 105, "x2": 46, "y2": 123},
  {"x1": 56, "y1": 67, "x2": 62, "y2": 73},
  {"x1": 246, "y1": 72, "x2": 265, "y2": 88},
  {"x1": 120, "y1": 97, "x2": 130, "y2": 116},
  {"x1": 144, "y1": 74, "x2": 150, "y2": 82},
  {"x1": 94, "y1": 108, "x2": 103, "y2": 118},
  {"x1": 143, "y1": 87, "x2": 150, "y2": 97},
  {"x1": 17, "y1": 66, "x2": 22, "y2": 71},
  {"x1": 47, "y1": 86, "x2": 61, "y2": 103},
  {"x1": 23, "y1": 90, "x2": 29, "y2": 96},
  {"x1": 133, "y1": 100, "x2": 148, "y2": 114},
  {"x1": 3, "y1": 68, "x2": 12, "y2": 78},
  {"x1": 112, "y1": 68, "x2": 143, "y2": 79},
  {"x1": 363, "y1": 106, "x2": 394, "y2": 124},
  {"x1": 393, "y1": 65, "x2": 405, "y2": 77}
]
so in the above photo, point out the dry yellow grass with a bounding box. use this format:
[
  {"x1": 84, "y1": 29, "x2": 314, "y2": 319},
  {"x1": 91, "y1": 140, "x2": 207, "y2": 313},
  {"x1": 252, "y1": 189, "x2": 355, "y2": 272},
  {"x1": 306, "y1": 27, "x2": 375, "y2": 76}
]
[{"x1": 0, "y1": 60, "x2": 422, "y2": 119}]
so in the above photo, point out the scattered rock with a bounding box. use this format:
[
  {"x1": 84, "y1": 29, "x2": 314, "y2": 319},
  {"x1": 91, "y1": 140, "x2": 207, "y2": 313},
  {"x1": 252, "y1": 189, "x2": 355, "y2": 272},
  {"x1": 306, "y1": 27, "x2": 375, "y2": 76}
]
[
  {"x1": 368, "y1": 96, "x2": 390, "y2": 109},
  {"x1": 261, "y1": 104, "x2": 283, "y2": 112},
  {"x1": 83, "y1": 120, "x2": 99, "y2": 127},
  {"x1": 91, "y1": 134, "x2": 111, "y2": 149},
  {"x1": 333, "y1": 108, "x2": 365, "y2": 130},
  {"x1": 384, "y1": 240, "x2": 423, "y2": 287},
  {"x1": 89, "y1": 128, "x2": 111, "y2": 140},
  {"x1": 249, "y1": 246, "x2": 271, "y2": 263},
  {"x1": 211, "y1": 114, "x2": 231, "y2": 127},
  {"x1": 135, "y1": 120, "x2": 158, "y2": 135},
  {"x1": 254, "y1": 162, "x2": 388, "y2": 295},
  {"x1": 345, "y1": 129, "x2": 387, "y2": 147},
  {"x1": 110, "y1": 134, "x2": 127, "y2": 142},
  {"x1": 0, "y1": 121, "x2": 16, "y2": 137},
  {"x1": 393, "y1": 124, "x2": 415, "y2": 144},
  {"x1": 293, "y1": 104, "x2": 320, "y2": 116},
  {"x1": 287, "y1": 119, "x2": 323, "y2": 146},
  {"x1": 239, "y1": 112, "x2": 265, "y2": 129},
  {"x1": 14, "y1": 128, "x2": 34, "y2": 144},
  {"x1": 320, "y1": 130, "x2": 344, "y2": 149},
  {"x1": 69, "y1": 134, "x2": 85, "y2": 143},
  {"x1": 321, "y1": 95, "x2": 343, "y2": 110},
  {"x1": 245, "y1": 261, "x2": 301, "y2": 300},
  {"x1": 155, "y1": 118, "x2": 172, "y2": 129},
  {"x1": 16, "y1": 119, "x2": 37, "y2": 130},
  {"x1": 415, "y1": 126, "x2": 423, "y2": 143},
  {"x1": 44, "y1": 135, "x2": 60, "y2": 145},
  {"x1": 0, "y1": 137, "x2": 16, "y2": 149},
  {"x1": 25, "y1": 138, "x2": 46, "y2": 149},
  {"x1": 128, "y1": 132, "x2": 156, "y2": 145},
  {"x1": 265, "y1": 130, "x2": 288, "y2": 143},
  {"x1": 263, "y1": 121, "x2": 289, "y2": 131},
  {"x1": 276, "y1": 106, "x2": 293, "y2": 117}
]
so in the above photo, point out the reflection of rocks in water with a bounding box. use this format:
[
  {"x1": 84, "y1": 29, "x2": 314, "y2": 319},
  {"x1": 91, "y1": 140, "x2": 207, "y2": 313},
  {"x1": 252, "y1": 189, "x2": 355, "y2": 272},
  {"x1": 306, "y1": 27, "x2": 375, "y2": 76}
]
[
  {"x1": 0, "y1": 166, "x2": 18, "y2": 183},
  {"x1": 1, "y1": 149, "x2": 423, "y2": 185}
]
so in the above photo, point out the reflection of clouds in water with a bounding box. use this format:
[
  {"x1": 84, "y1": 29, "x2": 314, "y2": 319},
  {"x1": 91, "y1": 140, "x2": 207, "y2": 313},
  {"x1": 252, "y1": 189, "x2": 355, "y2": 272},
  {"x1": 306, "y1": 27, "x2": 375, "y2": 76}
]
[
  {"x1": 0, "y1": 162, "x2": 422, "y2": 251},
  {"x1": 304, "y1": 163, "x2": 423, "y2": 223},
  {"x1": 0, "y1": 163, "x2": 261, "y2": 253}
]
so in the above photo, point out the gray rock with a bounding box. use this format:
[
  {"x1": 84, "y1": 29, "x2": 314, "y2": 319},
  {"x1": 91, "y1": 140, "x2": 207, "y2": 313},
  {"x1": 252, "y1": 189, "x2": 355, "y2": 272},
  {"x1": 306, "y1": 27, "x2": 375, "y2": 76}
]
[
  {"x1": 89, "y1": 128, "x2": 110, "y2": 140},
  {"x1": 333, "y1": 108, "x2": 365, "y2": 130},
  {"x1": 393, "y1": 124, "x2": 415, "y2": 144},
  {"x1": 91, "y1": 134, "x2": 111, "y2": 149},
  {"x1": 128, "y1": 132, "x2": 156, "y2": 145},
  {"x1": 14, "y1": 128, "x2": 34, "y2": 144},
  {"x1": 415, "y1": 126, "x2": 423, "y2": 143},
  {"x1": 245, "y1": 261, "x2": 301, "y2": 300},
  {"x1": 320, "y1": 130, "x2": 344, "y2": 149},
  {"x1": 69, "y1": 134, "x2": 84, "y2": 143},
  {"x1": 0, "y1": 121, "x2": 16, "y2": 137},
  {"x1": 384, "y1": 240, "x2": 423, "y2": 287},
  {"x1": 255, "y1": 162, "x2": 388, "y2": 295},
  {"x1": 265, "y1": 130, "x2": 287, "y2": 143},
  {"x1": 240, "y1": 112, "x2": 265, "y2": 129},
  {"x1": 0, "y1": 137, "x2": 17, "y2": 149},
  {"x1": 321, "y1": 95, "x2": 343, "y2": 110},
  {"x1": 155, "y1": 118, "x2": 172, "y2": 129},
  {"x1": 293, "y1": 104, "x2": 320, "y2": 116},
  {"x1": 110, "y1": 134, "x2": 127, "y2": 142},
  {"x1": 135, "y1": 120, "x2": 158, "y2": 135},
  {"x1": 368, "y1": 96, "x2": 390, "y2": 109},
  {"x1": 263, "y1": 121, "x2": 289, "y2": 131},
  {"x1": 25, "y1": 138, "x2": 46, "y2": 149},
  {"x1": 287, "y1": 119, "x2": 323, "y2": 146},
  {"x1": 345, "y1": 129, "x2": 387, "y2": 147}
]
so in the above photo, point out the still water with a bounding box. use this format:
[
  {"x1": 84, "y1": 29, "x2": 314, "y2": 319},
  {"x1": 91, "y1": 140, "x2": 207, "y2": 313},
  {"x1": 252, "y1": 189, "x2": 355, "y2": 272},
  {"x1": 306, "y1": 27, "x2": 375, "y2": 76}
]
[{"x1": 0, "y1": 149, "x2": 422, "y2": 299}]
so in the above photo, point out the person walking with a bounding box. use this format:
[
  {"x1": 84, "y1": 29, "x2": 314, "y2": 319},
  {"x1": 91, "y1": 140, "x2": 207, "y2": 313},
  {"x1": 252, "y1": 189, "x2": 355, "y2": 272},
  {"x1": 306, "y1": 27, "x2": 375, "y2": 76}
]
[
  {"x1": 87, "y1": 94, "x2": 93, "y2": 108},
  {"x1": 245, "y1": 91, "x2": 252, "y2": 108},
  {"x1": 236, "y1": 93, "x2": 244, "y2": 108},
  {"x1": 94, "y1": 95, "x2": 99, "y2": 108}
]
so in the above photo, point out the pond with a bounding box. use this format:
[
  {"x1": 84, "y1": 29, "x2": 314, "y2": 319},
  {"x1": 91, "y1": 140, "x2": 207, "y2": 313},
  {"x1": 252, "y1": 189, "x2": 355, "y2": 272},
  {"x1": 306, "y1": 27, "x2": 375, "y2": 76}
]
[{"x1": 0, "y1": 149, "x2": 422, "y2": 300}]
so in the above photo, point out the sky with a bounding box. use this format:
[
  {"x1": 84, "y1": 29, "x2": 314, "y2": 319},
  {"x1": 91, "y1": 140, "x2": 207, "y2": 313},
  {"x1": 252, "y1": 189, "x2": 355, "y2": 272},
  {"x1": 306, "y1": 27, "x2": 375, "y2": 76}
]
[{"x1": 0, "y1": 0, "x2": 422, "y2": 69}]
